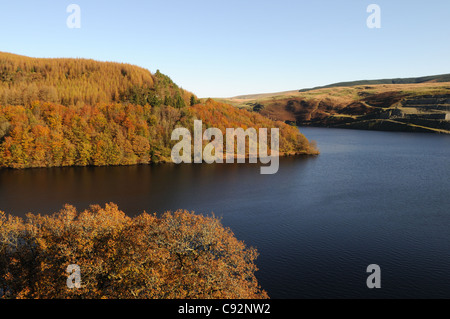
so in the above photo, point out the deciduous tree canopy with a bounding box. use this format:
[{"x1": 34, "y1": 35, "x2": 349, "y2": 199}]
[
  {"x1": 0, "y1": 99, "x2": 318, "y2": 169},
  {"x1": 0, "y1": 203, "x2": 268, "y2": 299}
]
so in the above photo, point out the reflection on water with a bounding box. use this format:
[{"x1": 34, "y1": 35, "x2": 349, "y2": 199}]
[
  {"x1": 0, "y1": 156, "x2": 314, "y2": 217},
  {"x1": 1, "y1": 127, "x2": 450, "y2": 298}
]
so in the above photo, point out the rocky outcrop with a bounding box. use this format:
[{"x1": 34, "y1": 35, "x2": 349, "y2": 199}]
[{"x1": 402, "y1": 95, "x2": 450, "y2": 111}]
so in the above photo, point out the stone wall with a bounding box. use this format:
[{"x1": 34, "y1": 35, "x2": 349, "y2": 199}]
[{"x1": 402, "y1": 95, "x2": 450, "y2": 111}]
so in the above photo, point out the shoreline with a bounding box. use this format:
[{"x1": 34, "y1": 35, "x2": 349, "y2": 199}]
[{"x1": 0, "y1": 151, "x2": 319, "y2": 171}]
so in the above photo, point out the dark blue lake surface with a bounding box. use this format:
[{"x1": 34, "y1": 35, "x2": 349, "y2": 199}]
[{"x1": 1, "y1": 127, "x2": 450, "y2": 298}]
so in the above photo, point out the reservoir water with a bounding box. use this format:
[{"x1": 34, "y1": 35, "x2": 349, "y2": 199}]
[{"x1": 1, "y1": 127, "x2": 450, "y2": 298}]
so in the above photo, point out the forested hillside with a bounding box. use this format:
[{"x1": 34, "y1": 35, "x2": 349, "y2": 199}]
[
  {"x1": 0, "y1": 53, "x2": 317, "y2": 169},
  {"x1": 0, "y1": 99, "x2": 317, "y2": 169},
  {"x1": 0, "y1": 52, "x2": 195, "y2": 108}
]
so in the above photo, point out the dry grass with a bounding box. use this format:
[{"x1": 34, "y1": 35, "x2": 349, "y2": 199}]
[{"x1": 220, "y1": 82, "x2": 450, "y2": 108}]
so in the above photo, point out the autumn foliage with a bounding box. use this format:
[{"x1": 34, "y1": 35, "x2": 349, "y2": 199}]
[
  {"x1": 0, "y1": 203, "x2": 268, "y2": 299},
  {"x1": 188, "y1": 99, "x2": 319, "y2": 156},
  {"x1": 0, "y1": 101, "x2": 178, "y2": 168},
  {"x1": 0, "y1": 52, "x2": 193, "y2": 108},
  {"x1": 0, "y1": 52, "x2": 318, "y2": 168},
  {"x1": 0, "y1": 99, "x2": 317, "y2": 169}
]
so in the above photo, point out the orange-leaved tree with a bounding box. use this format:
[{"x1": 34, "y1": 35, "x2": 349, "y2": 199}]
[{"x1": 0, "y1": 203, "x2": 268, "y2": 299}]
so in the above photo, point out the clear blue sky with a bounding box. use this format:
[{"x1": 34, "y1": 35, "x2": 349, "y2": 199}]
[{"x1": 0, "y1": 0, "x2": 449, "y2": 97}]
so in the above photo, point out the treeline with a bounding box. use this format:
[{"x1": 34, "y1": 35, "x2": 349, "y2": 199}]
[
  {"x1": 0, "y1": 102, "x2": 176, "y2": 168},
  {"x1": 0, "y1": 99, "x2": 317, "y2": 169},
  {"x1": 189, "y1": 100, "x2": 318, "y2": 156},
  {"x1": 0, "y1": 52, "x2": 195, "y2": 108},
  {"x1": 0, "y1": 203, "x2": 268, "y2": 299}
]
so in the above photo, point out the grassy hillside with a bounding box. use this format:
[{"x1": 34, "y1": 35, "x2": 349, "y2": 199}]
[
  {"x1": 220, "y1": 81, "x2": 450, "y2": 134},
  {"x1": 298, "y1": 73, "x2": 450, "y2": 92}
]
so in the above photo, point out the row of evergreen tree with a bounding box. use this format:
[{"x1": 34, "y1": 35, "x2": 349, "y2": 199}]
[{"x1": 0, "y1": 52, "x2": 198, "y2": 108}]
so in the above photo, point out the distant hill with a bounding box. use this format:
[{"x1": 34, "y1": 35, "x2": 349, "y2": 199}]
[
  {"x1": 299, "y1": 74, "x2": 450, "y2": 92},
  {"x1": 219, "y1": 80, "x2": 450, "y2": 134},
  {"x1": 0, "y1": 52, "x2": 195, "y2": 108}
]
